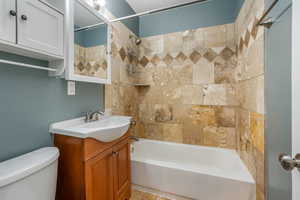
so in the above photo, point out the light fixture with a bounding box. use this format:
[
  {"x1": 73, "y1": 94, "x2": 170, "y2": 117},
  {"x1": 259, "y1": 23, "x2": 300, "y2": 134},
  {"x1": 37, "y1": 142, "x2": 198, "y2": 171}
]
[{"x1": 93, "y1": 0, "x2": 106, "y2": 10}]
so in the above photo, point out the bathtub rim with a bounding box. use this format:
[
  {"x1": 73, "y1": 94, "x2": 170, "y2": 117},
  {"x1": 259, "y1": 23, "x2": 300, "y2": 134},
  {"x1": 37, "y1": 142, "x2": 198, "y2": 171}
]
[{"x1": 131, "y1": 138, "x2": 255, "y2": 184}]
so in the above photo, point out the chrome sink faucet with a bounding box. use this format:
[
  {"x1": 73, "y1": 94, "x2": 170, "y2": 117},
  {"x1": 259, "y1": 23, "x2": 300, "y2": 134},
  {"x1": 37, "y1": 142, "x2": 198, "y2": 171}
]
[{"x1": 85, "y1": 110, "x2": 105, "y2": 123}]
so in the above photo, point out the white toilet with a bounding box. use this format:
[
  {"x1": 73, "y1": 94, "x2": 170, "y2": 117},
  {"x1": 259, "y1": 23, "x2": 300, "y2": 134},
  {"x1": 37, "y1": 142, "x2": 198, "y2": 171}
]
[{"x1": 0, "y1": 147, "x2": 59, "y2": 200}]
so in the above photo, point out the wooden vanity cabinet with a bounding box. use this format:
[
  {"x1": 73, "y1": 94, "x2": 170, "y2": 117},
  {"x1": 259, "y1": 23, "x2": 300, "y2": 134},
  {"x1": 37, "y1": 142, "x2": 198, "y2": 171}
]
[
  {"x1": 54, "y1": 131, "x2": 131, "y2": 200},
  {"x1": 112, "y1": 139, "x2": 131, "y2": 200}
]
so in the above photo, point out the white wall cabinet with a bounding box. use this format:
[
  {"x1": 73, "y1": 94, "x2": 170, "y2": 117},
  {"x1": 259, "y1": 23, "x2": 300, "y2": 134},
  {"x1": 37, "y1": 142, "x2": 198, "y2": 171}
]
[
  {"x1": 0, "y1": 0, "x2": 17, "y2": 44},
  {"x1": 17, "y1": 0, "x2": 64, "y2": 56},
  {"x1": 0, "y1": 0, "x2": 64, "y2": 60}
]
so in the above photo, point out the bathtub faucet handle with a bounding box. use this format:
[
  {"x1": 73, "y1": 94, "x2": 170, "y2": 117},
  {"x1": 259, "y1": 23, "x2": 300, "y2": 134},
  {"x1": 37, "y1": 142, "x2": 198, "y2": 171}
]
[{"x1": 130, "y1": 119, "x2": 137, "y2": 126}]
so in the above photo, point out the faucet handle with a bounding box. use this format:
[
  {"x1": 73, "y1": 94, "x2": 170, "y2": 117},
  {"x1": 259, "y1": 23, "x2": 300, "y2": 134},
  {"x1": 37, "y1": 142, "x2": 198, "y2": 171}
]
[{"x1": 84, "y1": 111, "x2": 92, "y2": 122}]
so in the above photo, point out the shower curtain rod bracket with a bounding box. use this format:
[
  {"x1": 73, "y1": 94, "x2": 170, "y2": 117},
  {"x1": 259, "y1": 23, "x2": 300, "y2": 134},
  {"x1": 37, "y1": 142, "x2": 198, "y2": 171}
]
[
  {"x1": 256, "y1": 0, "x2": 279, "y2": 28},
  {"x1": 259, "y1": 21, "x2": 274, "y2": 29}
]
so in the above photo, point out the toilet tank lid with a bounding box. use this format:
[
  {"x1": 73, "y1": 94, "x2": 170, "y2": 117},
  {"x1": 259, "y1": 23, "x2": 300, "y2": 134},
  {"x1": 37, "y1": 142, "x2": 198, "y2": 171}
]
[{"x1": 0, "y1": 147, "x2": 59, "y2": 188}]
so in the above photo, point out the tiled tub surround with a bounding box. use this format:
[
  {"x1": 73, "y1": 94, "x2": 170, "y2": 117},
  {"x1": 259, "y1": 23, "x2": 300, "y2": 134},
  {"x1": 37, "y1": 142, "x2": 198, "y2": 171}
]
[
  {"x1": 74, "y1": 44, "x2": 108, "y2": 78},
  {"x1": 104, "y1": 3, "x2": 265, "y2": 199},
  {"x1": 131, "y1": 139, "x2": 255, "y2": 200},
  {"x1": 134, "y1": 23, "x2": 239, "y2": 149},
  {"x1": 235, "y1": 0, "x2": 265, "y2": 199}
]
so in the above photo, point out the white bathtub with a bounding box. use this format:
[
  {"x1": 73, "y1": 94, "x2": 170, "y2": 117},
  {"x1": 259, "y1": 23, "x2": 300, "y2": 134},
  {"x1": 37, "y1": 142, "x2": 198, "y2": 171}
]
[{"x1": 131, "y1": 139, "x2": 255, "y2": 200}]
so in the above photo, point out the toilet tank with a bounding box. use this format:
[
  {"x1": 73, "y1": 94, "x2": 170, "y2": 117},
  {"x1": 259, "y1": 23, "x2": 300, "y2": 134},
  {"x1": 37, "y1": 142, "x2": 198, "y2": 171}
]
[{"x1": 0, "y1": 147, "x2": 59, "y2": 200}]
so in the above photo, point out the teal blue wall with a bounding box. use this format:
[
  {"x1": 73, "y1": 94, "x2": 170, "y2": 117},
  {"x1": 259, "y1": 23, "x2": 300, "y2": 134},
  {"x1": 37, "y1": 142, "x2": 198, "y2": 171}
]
[
  {"x1": 75, "y1": 24, "x2": 108, "y2": 47},
  {"x1": 0, "y1": 52, "x2": 103, "y2": 162},
  {"x1": 82, "y1": 0, "x2": 245, "y2": 38},
  {"x1": 265, "y1": 0, "x2": 293, "y2": 199},
  {"x1": 139, "y1": 0, "x2": 245, "y2": 37},
  {"x1": 106, "y1": 0, "x2": 139, "y2": 35}
]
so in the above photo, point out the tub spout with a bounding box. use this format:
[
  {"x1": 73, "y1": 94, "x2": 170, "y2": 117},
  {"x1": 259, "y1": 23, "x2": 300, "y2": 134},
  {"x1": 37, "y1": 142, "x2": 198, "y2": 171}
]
[{"x1": 129, "y1": 136, "x2": 139, "y2": 142}]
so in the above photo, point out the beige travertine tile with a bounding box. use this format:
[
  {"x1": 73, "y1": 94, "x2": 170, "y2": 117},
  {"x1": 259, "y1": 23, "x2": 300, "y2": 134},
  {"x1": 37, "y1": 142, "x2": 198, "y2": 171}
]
[
  {"x1": 183, "y1": 120, "x2": 203, "y2": 145},
  {"x1": 237, "y1": 75, "x2": 264, "y2": 113},
  {"x1": 180, "y1": 85, "x2": 204, "y2": 105},
  {"x1": 239, "y1": 36, "x2": 264, "y2": 81},
  {"x1": 138, "y1": 122, "x2": 164, "y2": 141},
  {"x1": 162, "y1": 123, "x2": 183, "y2": 143},
  {"x1": 214, "y1": 57, "x2": 237, "y2": 84},
  {"x1": 202, "y1": 126, "x2": 236, "y2": 149},
  {"x1": 194, "y1": 28, "x2": 205, "y2": 48},
  {"x1": 140, "y1": 35, "x2": 164, "y2": 57},
  {"x1": 187, "y1": 105, "x2": 217, "y2": 126},
  {"x1": 226, "y1": 23, "x2": 236, "y2": 47},
  {"x1": 193, "y1": 58, "x2": 215, "y2": 84},
  {"x1": 250, "y1": 112, "x2": 265, "y2": 154},
  {"x1": 236, "y1": 108, "x2": 251, "y2": 149},
  {"x1": 255, "y1": 147, "x2": 265, "y2": 198},
  {"x1": 203, "y1": 24, "x2": 227, "y2": 48},
  {"x1": 203, "y1": 84, "x2": 238, "y2": 106},
  {"x1": 154, "y1": 104, "x2": 173, "y2": 123},
  {"x1": 163, "y1": 32, "x2": 183, "y2": 54},
  {"x1": 130, "y1": 189, "x2": 174, "y2": 200},
  {"x1": 138, "y1": 104, "x2": 154, "y2": 123},
  {"x1": 215, "y1": 106, "x2": 236, "y2": 127},
  {"x1": 239, "y1": 141, "x2": 257, "y2": 179},
  {"x1": 131, "y1": 189, "x2": 157, "y2": 200}
]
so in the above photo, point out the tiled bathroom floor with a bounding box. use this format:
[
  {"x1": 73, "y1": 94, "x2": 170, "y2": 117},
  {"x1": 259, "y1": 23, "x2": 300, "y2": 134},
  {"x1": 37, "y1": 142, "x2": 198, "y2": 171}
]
[{"x1": 130, "y1": 189, "x2": 171, "y2": 200}]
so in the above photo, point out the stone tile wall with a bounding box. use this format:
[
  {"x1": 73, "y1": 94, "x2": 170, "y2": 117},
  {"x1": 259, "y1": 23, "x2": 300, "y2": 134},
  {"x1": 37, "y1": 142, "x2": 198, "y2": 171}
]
[
  {"x1": 104, "y1": 21, "x2": 140, "y2": 136},
  {"x1": 134, "y1": 24, "x2": 238, "y2": 149},
  {"x1": 235, "y1": 0, "x2": 265, "y2": 200}
]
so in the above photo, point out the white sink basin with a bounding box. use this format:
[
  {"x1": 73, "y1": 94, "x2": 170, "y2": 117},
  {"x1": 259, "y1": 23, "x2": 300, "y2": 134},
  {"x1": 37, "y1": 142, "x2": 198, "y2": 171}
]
[{"x1": 49, "y1": 115, "x2": 132, "y2": 142}]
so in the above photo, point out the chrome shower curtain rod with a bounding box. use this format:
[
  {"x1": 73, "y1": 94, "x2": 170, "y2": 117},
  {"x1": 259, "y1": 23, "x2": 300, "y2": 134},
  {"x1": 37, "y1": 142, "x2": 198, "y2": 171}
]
[
  {"x1": 256, "y1": 0, "x2": 280, "y2": 28},
  {"x1": 110, "y1": 0, "x2": 211, "y2": 22},
  {"x1": 75, "y1": 0, "x2": 211, "y2": 32}
]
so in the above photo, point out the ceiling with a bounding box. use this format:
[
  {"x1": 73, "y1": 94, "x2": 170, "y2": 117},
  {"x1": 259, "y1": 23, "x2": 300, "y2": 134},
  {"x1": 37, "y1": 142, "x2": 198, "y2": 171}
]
[{"x1": 125, "y1": 0, "x2": 200, "y2": 13}]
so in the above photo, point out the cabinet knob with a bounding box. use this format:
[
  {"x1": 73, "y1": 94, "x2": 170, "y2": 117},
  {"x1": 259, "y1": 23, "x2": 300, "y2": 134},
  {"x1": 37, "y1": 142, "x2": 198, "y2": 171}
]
[
  {"x1": 9, "y1": 10, "x2": 17, "y2": 17},
  {"x1": 112, "y1": 151, "x2": 119, "y2": 156},
  {"x1": 21, "y1": 15, "x2": 28, "y2": 21}
]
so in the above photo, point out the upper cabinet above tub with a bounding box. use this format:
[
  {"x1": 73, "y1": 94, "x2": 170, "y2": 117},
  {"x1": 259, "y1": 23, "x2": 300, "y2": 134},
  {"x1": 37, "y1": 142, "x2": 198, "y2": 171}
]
[{"x1": 0, "y1": 0, "x2": 64, "y2": 60}]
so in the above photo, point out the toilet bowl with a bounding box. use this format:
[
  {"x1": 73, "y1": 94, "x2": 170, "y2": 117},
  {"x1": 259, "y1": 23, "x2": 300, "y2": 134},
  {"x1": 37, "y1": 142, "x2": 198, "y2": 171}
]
[{"x1": 0, "y1": 147, "x2": 59, "y2": 200}]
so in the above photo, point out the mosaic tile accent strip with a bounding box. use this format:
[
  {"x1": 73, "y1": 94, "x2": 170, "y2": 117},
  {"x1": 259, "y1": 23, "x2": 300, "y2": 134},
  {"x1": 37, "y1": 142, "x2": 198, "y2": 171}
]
[{"x1": 134, "y1": 46, "x2": 235, "y2": 68}]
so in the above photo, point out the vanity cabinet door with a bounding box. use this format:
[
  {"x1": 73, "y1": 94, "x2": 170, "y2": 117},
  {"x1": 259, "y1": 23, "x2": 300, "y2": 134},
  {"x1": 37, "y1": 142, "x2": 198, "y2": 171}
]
[
  {"x1": 113, "y1": 139, "x2": 131, "y2": 200},
  {"x1": 85, "y1": 148, "x2": 114, "y2": 200},
  {"x1": 17, "y1": 0, "x2": 64, "y2": 56},
  {"x1": 0, "y1": 0, "x2": 16, "y2": 43}
]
